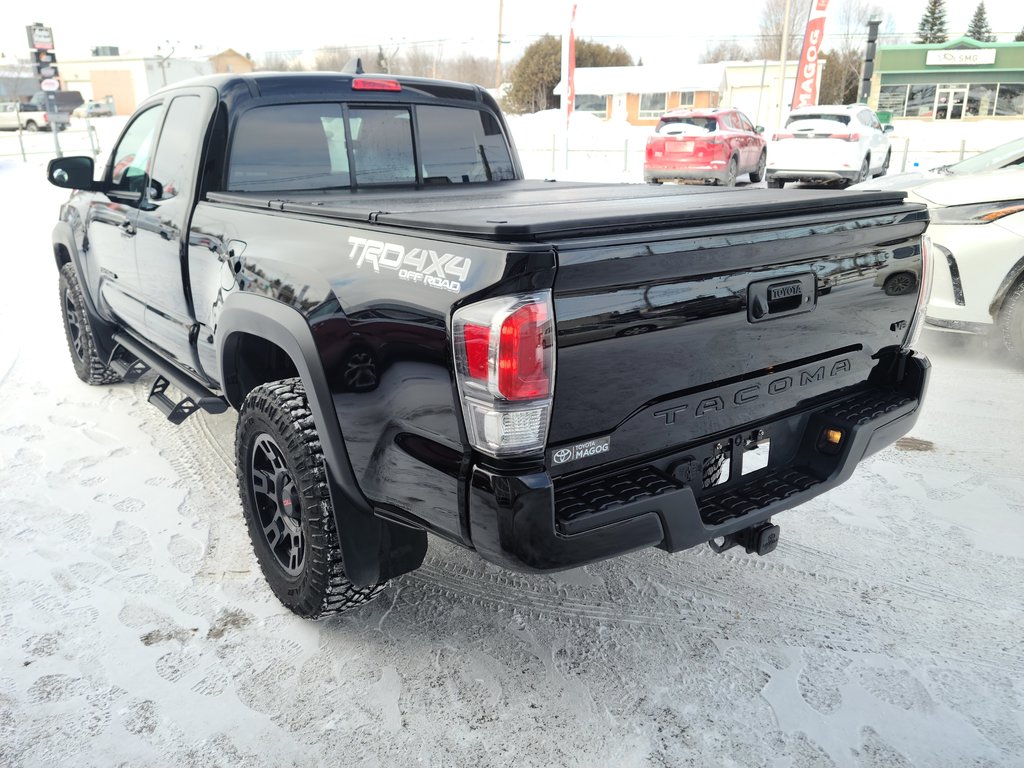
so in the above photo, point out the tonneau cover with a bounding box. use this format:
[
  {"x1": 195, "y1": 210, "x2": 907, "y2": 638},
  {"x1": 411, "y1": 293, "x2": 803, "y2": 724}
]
[{"x1": 206, "y1": 180, "x2": 908, "y2": 242}]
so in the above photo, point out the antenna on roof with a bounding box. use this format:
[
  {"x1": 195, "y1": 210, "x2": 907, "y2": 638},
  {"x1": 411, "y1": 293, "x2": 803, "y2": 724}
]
[{"x1": 341, "y1": 57, "x2": 365, "y2": 75}]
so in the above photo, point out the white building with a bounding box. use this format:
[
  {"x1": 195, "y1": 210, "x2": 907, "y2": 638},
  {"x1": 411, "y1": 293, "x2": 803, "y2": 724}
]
[{"x1": 58, "y1": 55, "x2": 214, "y2": 115}]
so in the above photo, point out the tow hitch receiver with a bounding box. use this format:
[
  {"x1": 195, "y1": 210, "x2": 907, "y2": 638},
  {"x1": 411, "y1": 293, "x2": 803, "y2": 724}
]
[{"x1": 708, "y1": 521, "x2": 780, "y2": 556}]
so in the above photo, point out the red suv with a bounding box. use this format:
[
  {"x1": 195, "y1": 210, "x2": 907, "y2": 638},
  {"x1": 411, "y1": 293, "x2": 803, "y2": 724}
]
[{"x1": 644, "y1": 108, "x2": 767, "y2": 186}]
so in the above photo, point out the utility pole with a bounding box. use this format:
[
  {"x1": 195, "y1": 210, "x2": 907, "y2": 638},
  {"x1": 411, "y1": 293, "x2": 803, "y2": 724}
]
[
  {"x1": 495, "y1": 0, "x2": 505, "y2": 89},
  {"x1": 157, "y1": 43, "x2": 176, "y2": 87},
  {"x1": 776, "y1": 0, "x2": 793, "y2": 131}
]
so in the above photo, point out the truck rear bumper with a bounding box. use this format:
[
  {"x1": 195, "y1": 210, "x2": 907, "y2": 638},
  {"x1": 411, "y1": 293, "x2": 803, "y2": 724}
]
[
  {"x1": 468, "y1": 354, "x2": 929, "y2": 572},
  {"x1": 644, "y1": 167, "x2": 728, "y2": 184},
  {"x1": 766, "y1": 169, "x2": 860, "y2": 184}
]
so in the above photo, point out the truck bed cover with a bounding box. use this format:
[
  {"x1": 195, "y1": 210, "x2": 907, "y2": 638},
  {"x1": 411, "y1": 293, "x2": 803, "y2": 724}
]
[{"x1": 207, "y1": 181, "x2": 908, "y2": 241}]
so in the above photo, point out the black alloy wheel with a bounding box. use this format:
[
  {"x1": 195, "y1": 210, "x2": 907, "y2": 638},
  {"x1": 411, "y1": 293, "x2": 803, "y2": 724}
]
[
  {"x1": 58, "y1": 263, "x2": 123, "y2": 385},
  {"x1": 235, "y1": 379, "x2": 387, "y2": 618},
  {"x1": 250, "y1": 433, "x2": 306, "y2": 576}
]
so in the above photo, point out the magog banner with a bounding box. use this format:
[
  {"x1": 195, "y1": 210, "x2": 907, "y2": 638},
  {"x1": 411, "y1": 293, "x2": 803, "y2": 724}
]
[{"x1": 791, "y1": 0, "x2": 830, "y2": 110}]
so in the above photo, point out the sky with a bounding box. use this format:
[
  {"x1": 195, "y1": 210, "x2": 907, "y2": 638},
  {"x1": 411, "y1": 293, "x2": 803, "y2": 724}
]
[{"x1": 2, "y1": 0, "x2": 1021, "y2": 68}]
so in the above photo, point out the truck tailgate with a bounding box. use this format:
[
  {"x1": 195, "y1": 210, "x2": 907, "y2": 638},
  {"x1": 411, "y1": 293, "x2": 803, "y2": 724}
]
[{"x1": 544, "y1": 194, "x2": 928, "y2": 477}]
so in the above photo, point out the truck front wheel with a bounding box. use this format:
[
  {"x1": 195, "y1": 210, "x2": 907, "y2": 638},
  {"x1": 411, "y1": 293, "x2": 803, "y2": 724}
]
[
  {"x1": 235, "y1": 378, "x2": 386, "y2": 618},
  {"x1": 59, "y1": 263, "x2": 122, "y2": 385}
]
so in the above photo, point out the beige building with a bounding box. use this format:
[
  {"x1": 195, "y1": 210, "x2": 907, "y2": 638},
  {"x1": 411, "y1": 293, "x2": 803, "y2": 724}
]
[
  {"x1": 555, "y1": 64, "x2": 725, "y2": 126},
  {"x1": 59, "y1": 55, "x2": 214, "y2": 115},
  {"x1": 210, "y1": 49, "x2": 254, "y2": 75},
  {"x1": 555, "y1": 60, "x2": 818, "y2": 129}
]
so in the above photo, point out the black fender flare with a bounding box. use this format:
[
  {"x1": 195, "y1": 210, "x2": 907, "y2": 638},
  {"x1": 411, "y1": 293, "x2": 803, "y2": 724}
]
[
  {"x1": 52, "y1": 221, "x2": 119, "y2": 362},
  {"x1": 216, "y1": 292, "x2": 426, "y2": 586}
]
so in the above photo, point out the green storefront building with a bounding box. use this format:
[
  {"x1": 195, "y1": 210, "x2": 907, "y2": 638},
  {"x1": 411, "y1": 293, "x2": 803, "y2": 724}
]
[{"x1": 871, "y1": 37, "x2": 1024, "y2": 120}]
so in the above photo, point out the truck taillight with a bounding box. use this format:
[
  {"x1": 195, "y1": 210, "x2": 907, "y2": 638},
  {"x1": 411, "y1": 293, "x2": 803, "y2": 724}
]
[
  {"x1": 829, "y1": 133, "x2": 861, "y2": 142},
  {"x1": 906, "y1": 235, "x2": 935, "y2": 348},
  {"x1": 453, "y1": 292, "x2": 555, "y2": 457}
]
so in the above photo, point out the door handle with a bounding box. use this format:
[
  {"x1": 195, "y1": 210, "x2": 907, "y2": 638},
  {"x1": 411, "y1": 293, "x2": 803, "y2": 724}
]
[{"x1": 119, "y1": 220, "x2": 136, "y2": 236}]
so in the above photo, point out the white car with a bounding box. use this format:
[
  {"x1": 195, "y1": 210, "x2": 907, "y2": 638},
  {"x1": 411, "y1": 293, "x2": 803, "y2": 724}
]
[
  {"x1": 855, "y1": 167, "x2": 1024, "y2": 361},
  {"x1": 850, "y1": 135, "x2": 1024, "y2": 192},
  {"x1": 766, "y1": 104, "x2": 893, "y2": 188}
]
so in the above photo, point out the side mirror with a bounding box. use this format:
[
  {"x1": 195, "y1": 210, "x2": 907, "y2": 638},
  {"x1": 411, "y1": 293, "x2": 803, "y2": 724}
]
[
  {"x1": 883, "y1": 124, "x2": 895, "y2": 134},
  {"x1": 47, "y1": 156, "x2": 95, "y2": 190},
  {"x1": 755, "y1": 125, "x2": 765, "y2": 133}
]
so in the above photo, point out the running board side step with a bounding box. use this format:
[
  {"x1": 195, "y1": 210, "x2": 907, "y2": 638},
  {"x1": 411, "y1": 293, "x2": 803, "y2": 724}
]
[{"x1": 111, "y1": 332, "x2": 229, "y2": 424}]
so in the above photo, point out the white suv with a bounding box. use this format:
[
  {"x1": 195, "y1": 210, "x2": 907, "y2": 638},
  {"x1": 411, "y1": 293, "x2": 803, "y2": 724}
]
[{"x1": 766, "y1": 104, "x2": 893, "y2": 188}]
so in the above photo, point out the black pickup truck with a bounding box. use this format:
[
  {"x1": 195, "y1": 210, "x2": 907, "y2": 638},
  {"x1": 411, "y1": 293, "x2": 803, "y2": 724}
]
[{"x1": 46, "y1": 73, "x2": 931, "y2": 618}]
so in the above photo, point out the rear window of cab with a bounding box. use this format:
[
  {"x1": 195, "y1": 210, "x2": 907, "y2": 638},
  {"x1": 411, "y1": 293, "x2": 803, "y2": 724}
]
[{"x1": 226, "y1": 102, "x2": 516, "y2": 192}]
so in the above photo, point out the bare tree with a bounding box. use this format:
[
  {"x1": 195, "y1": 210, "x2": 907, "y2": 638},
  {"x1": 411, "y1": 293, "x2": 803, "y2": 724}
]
[
  {"x1": 700, "y1": 40, "x2": 752, "y2": 63},
  {"x1": 752, "y1": 0, "x2": 814, "y2": 60},
  {"x1": 818, "y1": 0, "x2": 894, "y2": 104},
  {"x1": 441, "y1": 53, "x2": 497, "y2": 87},
  {"x1": 313, "y1": 47, "x2": 353, "y2": 71},
  {"x1": 255, "y1": 53, "x2": 306, "y2": 72},
  {"x1": 396, "y1": 45, "x2": 438, "y2": 78}
]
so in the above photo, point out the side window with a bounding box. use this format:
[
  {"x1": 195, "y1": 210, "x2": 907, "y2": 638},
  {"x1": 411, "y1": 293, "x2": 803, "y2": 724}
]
[
  {"x1": 737, "y1": 112, "x2": 755, "y2": 132},
  {"x1": 148, "y1": 95, "x2": 206, "y2": 201},
  {"x1": 110, "y1": 106, "x2": 163, "y2": 195},
  {"x1": 228, "y1": 103, "x2": 345, "y2": 192}
]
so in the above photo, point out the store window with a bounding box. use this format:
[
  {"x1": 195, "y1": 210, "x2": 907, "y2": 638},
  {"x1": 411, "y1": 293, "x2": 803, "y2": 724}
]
[
  {"x1": 905, "y1": 85, "x2": 937, "y2": 117},
  {"x1": 575, "y1": 94, "x2": 608, "y2": 118},
  {"x1": 678, "y1": 91, "x2": 695, "y2": 107},
  {"x1": 995, "y1": 83, "x2": 1024, "y2": 116},
  {"x1": 878, "y1": 84, "x2": 909, "y2": 117},
  {"x1": 966, "y1": 83, "x2": 998, "y2": 117},
  {"x1": 639, "y1": 93, "x2": 667, "y2": 119}
]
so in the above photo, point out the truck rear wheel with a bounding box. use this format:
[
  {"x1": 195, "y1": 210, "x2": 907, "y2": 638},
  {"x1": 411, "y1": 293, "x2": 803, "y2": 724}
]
[
  {"x1": 235, "y1": 378, "x2": 386, "y2": 618},
  {"x1": 999, "y1": 279, "x2": 1024, "y2": 363},
  {"x1": 59, "y1": 263, "x2": 122, "y2": 385}
]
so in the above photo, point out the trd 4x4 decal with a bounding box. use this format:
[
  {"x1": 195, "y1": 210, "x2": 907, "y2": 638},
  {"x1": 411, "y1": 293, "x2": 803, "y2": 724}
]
[{"x1": 346, "y1": 236, "x2": 471, "y2": 294}]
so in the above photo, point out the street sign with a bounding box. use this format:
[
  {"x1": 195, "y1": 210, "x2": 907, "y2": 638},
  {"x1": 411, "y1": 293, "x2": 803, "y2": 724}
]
[
  {"x1": 40, "y1": 78, "x2": 60, "y2": 92},
  {"x1": 39, "y1": 66, "x2": 57, "y2": 79},
  {"x1": 27, "y1": 25, "x2": 54, "y2": 51}
]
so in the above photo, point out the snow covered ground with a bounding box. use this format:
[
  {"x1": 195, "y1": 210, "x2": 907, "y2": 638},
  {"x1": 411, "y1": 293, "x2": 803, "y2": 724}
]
[{"x1": 2, "y1": 121, "x2": 1023, "y2": 767}]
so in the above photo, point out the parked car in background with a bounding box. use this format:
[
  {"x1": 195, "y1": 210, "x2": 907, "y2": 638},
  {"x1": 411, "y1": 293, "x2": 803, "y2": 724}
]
[
  {"x1": 766, "y1": 104, "x2": 893, "y2": 188},
  {"x1": 0, "y1": 101, "x2": 66, "y2": 132},
  {"x1": 644, "y1": 107, "x2": 767, "y2": 186},
  {"x1": 851, "y1": 135, "x2": 1024, "y2": 192},
  {"x1": 73, "y1": 100, "x2": 114, "y2": 118},
  {"x1": 853, "y1": 165, "x2": 1024, "y2": 361}
]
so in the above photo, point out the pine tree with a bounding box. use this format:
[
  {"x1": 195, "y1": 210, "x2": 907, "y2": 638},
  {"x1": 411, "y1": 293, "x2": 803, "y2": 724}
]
[
  {"x1": 916, "y1": 0, "x2": 949, "y2": 44},
  {"x1": 966, "y1": 2, "x2": 995, "y2": 42}
]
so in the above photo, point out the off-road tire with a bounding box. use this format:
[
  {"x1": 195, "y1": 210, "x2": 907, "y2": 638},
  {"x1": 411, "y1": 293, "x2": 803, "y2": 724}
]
[
  {"x1": 749, "y1": 151, "x2": 767, "y2": 183},
  {"x1": 999, "y1": 279, "x2": 1024, "y2": 364},
  {"x1": 236, "y1": 378, "x2": 386, "y2": 618},
  {"x1": 59, "y1": 263, "x2": 122, "y2": 385}
]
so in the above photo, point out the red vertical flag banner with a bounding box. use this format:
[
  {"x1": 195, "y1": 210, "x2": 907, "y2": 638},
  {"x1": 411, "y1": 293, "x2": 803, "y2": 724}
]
[{"x1": 791, "y1": 0, "x2": 830, "y2": 110}]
